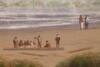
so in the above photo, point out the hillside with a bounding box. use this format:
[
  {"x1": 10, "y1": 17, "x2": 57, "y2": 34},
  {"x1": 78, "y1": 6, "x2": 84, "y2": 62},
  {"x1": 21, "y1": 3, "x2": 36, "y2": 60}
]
[{"x1": 0, "y1": 0, "x2": 99, "y2": 11}]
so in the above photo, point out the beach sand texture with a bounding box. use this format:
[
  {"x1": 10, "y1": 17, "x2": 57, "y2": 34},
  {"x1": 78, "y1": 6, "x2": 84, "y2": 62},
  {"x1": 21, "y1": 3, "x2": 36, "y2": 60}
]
[{"x1": 0, "y1": 26, "x2": 100, "y2": 67}]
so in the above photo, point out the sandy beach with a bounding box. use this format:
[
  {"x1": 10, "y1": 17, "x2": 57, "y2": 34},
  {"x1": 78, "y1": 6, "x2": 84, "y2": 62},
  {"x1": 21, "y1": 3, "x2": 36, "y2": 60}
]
[{"x1": 0, "y1": 23, "x2": 100, "y2": 67}]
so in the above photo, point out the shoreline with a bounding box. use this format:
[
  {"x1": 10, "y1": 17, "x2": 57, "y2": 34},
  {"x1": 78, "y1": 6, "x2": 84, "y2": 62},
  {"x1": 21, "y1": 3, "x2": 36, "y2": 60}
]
[{"x1": 0, "y1": 22, "x2": 100, "y2": 31}]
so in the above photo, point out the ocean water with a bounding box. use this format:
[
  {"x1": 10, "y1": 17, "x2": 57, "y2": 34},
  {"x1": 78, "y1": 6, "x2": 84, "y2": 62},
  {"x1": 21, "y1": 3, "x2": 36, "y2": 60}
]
[{"x1": 0, "y1": 8, "x2": 100, "y2": 29}]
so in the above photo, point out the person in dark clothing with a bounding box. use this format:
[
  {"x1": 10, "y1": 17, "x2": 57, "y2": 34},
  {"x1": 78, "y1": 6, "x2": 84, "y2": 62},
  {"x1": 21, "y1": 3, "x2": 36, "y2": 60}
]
[
  {"x1": 85, "y1": 15, "x2": 89, "y2": 29},
  {"x1": 19, "y1": 40, "x2": 24, "y2": 48},
  {"x1": 44, "y1": 40, "x2": 51, "y2": 48},
  {"x1": 55, "y1": 33, "x2": 61, "y2": 48},
  {"x1": 13, "y1": 36, "x2": 18, "y2": 48}
]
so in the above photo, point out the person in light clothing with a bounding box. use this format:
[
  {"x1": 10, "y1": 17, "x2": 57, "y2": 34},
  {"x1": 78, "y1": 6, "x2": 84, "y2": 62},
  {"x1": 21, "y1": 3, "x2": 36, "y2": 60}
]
[
  {"x1": 79, "y1": 15, "x2": 85, "y2": 30},
  {"x1": 55, "y1": 33, "x2": 61, "y2": 48}
]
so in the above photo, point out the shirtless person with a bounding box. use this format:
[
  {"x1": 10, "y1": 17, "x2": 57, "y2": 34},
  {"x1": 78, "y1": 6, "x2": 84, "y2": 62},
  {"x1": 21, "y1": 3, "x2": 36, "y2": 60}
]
[{"x1": 79, "y1": 15, "x2": 85, "y2": 30}]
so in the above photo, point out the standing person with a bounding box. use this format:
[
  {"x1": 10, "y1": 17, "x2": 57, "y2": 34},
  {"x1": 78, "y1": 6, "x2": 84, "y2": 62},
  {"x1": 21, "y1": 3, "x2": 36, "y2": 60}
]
[
  {"x1": 79, "y1": 15, "x2": 85, "y2": 30},
  {"x1": 26, "y1": 40, "x2": 31, "y2": 48},
  {"x1": 32, "y1": 37, "x2": 37, "y2": 48},
  {"x1": 55, "y1": 33, "x2": 61, "y2": 48},
  {"x1": 37, "y1": 35, "x2": 42, "y2": 48},
  {"x1": 13, "y1": 36, "x2": 18, "y2": 48},
  {"x1": 19, "y1": 40, "x2": 24, "y2": 48},
  {"x1": 85, "y1": 15, "x2": 89, "y2": 29},
  {"x1": 24, "y1": 40, "x2": 27, "y2": 48}
]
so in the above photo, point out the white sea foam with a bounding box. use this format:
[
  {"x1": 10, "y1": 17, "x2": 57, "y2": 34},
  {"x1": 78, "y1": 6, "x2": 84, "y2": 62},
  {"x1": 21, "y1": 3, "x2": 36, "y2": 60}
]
[{"x1": 0, "y1": 22, "x2": 73, "y2": 29}]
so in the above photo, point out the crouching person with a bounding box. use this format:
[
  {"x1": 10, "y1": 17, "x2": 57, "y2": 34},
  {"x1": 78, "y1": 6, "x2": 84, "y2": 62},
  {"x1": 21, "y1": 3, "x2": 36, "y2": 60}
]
[{"x1": 44, "y1": 40, "x2": 51, "y2": 48}]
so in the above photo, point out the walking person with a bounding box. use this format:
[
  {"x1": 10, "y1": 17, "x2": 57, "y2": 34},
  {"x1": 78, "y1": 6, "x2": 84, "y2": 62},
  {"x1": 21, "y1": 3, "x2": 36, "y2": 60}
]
[
  {"x1": 13, "y1": 36, "x2": 18, "y2": 48},
  {"x1": 55, "y1": 33, "x2": 61, "y2": 48}
]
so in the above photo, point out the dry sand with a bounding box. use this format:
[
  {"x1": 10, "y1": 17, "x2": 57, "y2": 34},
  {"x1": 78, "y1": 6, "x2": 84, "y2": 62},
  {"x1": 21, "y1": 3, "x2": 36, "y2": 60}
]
[{"x1": 0, "y1": 25, "x2": 100, "y2": 67}]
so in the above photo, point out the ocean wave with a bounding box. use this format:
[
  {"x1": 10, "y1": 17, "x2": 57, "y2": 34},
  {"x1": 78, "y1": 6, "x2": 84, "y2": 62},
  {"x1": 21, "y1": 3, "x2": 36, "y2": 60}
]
[{"x1": 0, "y1": 22, "x2": 72, "y2": 29}]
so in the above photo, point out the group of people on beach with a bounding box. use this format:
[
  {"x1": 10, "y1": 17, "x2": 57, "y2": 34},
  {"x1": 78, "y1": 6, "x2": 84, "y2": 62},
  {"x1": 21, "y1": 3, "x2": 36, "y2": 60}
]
[
  {"x1": 79, "y1": 15, "x2": 89, "y2": 30},
  {"x1": 12, "y1": 15, "x2": 89, "y2": 49},
  {"x1": 13, "y1": 33, "x2": 61, "y2": 49}
]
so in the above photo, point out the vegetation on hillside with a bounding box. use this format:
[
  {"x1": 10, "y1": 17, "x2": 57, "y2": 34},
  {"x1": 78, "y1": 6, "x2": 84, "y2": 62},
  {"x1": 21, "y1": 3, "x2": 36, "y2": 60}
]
[
  {"x1": 0, "y1": 58, "x2": 43, "y2": 67},
  {"x1": 0, "y1": 0, "x2": 99, "y2": 10},
  {"x1": 56, "y1": 52, "x2": 100, "y2": 67}
]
